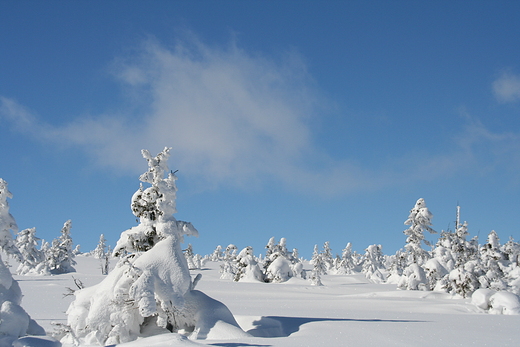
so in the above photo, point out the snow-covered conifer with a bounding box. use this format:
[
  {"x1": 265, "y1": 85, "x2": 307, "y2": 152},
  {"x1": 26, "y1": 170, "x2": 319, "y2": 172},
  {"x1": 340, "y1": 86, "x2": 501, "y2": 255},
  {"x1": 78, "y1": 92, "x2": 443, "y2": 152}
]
[
  {"x1": 92, "y1": 234, "x2": 107, "y2": 259},
  {"x1": 184, "y1": 244, "x2": 199, "y2": 270},
  {"x1": 386, "y1": 249, "x2": 407, "y2": 284},
  {"x1": 224, "y1": 244, "x2": 238, "y2": 261},
  {"x1": 219, "y1": 258, "x2": 237, "y2": 280},
  {"x1": 262, "y1": 237, "x2": 299, "y2": 282},
  {"x1": 479, "y1": 230, "x2": 507, "y2": 291},
  {"x1": 92, "y1": 234, "x2": 111, "y2": 275},
  {"x1": 403, "y1": 198, "x2": 436, "y2": 265},
  {"x1": 210, "y1": 245, "x2": 223, "y2": 261},
  {"x1": 234, "y1": 246, "x2": 263, "y2": 282},
  {"x1": 47, "y1": 220, "x2": 76, "y2": 274},
  {"x1": 310, "y1": 245, "x2": 325, "y2": 286},
  {"x1": 337, "y1": 243, "x2": 356, "y2": 275},
  {"x1": 362, "y1": 244, "x2": 386, "y2": 283},
  {"x1": 64, "y1": 148, "x2": 246, "y2": 345},
  {"x1": 0, "y1": 179, "x2": 21, "y2": 261},
  {"x1": 321, "y1": 241, "x2": 334, "y2": 271},
  {"x1": 16, "y1": 227, "x2": 46, "y2": 275}
]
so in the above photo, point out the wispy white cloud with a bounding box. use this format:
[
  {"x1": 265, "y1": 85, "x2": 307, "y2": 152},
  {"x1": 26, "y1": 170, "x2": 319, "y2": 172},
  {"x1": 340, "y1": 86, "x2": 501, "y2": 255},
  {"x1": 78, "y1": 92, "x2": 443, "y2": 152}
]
[
  {"x1": 2, "y1": 36, "x2": 520, "y2": 195},
  {"x1": 492, "y1": 71, "x2": 520, "y2": 103}
]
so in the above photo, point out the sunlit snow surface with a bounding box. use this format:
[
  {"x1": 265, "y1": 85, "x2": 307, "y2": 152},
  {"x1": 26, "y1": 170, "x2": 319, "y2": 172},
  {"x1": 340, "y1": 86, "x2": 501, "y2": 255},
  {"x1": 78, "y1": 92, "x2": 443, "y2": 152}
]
[{"x1": 14, "y1": 255, "x2": 520, "y2": 346}]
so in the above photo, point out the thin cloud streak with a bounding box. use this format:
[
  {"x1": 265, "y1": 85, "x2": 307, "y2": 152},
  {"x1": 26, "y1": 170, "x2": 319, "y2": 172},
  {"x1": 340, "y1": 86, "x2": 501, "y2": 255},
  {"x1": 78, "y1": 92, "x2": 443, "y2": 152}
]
[{"x1": 2, "y1": 37, "x2": 520, "y2": 195}]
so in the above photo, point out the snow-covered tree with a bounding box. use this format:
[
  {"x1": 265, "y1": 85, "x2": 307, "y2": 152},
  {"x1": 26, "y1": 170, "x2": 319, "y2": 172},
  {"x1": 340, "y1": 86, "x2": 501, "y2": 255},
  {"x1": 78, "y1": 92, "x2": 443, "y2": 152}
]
[
  {"x1": 0, "y1": 179, "x2": 21, "y2": 261},
  {"x1": 479, "y1": 230, "x2": 507, "y2": 291},
  {"x1": 234, "y1": 246, "x2": 263, "y2": 282},
  {"x1": 336, "y1": 243, "x2": 356, "y2": 275},
  {"x1": 223, "y1": 244, "x2": 238, "y2": 261},
  {"x1": 0, "y1": 257, "x2": 45, "y2": 346},
  {"x1": 262, "y1": 237, "x2": 300, "y2": 283},
  {"x1": 92, "y1": 234, "x2": 108, "y2": 259},
  {"x1": 63, "y1": 148, "x2": 247, "y2": 345},
  {"x1": 16, "y1": 227, "x2": 47, "y2": 275},
  {"x1": 309, "y1": 245, "x2": 325, "y2": 286},
  {"x1": 503, "y1": 237, "x2": 520, "y2": 267},
  {"x1": 362, "y1": 244, "x2": 386, "y2": 283},
  {"x1": 47, "y1": 220, "x2": 76, "y2": 274},
  {"x1": 386, "y1": 249, "x2": 407, "y2": 284},
  {"x1": 403, "y1": 198, "x2": 436, "y2": 266},
  {"x1": 184, "y1": 244, "x2": 198, "y2": 270},
  {"x1": 92, "y1": 234, "x2": 110, "y2": 275},
  {"x1": 321, "y1": 241, "x2": 334, "y2": 271},
  {"x1": 210, "y1": 245, "x2": 223, "y2": 261}
]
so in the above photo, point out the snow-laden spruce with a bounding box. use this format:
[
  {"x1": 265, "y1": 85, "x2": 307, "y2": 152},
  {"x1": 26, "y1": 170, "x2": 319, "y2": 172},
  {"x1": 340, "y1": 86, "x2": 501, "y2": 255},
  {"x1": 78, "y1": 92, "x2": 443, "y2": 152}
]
[
  {"x1": 47, "y1": 220, "x2": 76, "y2": 274},
  {"x1": 15, "y1": 227, "x2": 49, "y2": 275},
  {"x1": 0, "y1": 179, "x2": 21, "y2": 261},
  {"x1": 63, "y1": 148, "x2": 248, "y2": 345}
]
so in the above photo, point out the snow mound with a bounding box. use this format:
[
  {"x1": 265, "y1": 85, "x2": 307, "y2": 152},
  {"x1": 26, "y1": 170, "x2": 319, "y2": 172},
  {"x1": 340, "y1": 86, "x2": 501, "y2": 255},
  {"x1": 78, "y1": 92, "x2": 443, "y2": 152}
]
[
  {"x1": 471, "y1": 289, "x2": 520, "y2": 315},
  {"x1": 184, "y1": 290, "x2": 252, "y2": 340},
  {"x1": 489, "y1": 291, "x2": 520, "y2": 315}
]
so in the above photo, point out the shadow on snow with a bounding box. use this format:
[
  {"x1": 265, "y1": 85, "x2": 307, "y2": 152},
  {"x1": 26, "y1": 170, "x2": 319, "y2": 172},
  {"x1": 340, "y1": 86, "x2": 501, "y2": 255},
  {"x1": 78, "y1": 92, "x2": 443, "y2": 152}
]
[{"x1": 246, "y1": 316, "x2": 425, "y2": 338}]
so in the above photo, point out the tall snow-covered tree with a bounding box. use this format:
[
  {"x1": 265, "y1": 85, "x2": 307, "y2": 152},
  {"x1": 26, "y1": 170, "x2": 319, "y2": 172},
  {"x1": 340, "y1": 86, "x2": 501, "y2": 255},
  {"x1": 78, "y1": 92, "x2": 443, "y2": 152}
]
[
  {"x1": 403, "y1": 198, "x2": 436, "y2": 265},
  {"x1": 310, "y1": 245, "x2": 325, "y2": 286},
  {"x1": 63, "y1": 148, "x2": 247, "y2": 345},
  {"x1": 47, "y1": 220, "x2": 76, "y2": 274},
  {"x1": 321, "y1": 241, "x2": 334, "y2": 271},
  {"x1": 0, "y1": 179, "x2": 21, "y2": 260},
  {"x1": 479, "y1": 230, "x2": 506, "y2": 291}
]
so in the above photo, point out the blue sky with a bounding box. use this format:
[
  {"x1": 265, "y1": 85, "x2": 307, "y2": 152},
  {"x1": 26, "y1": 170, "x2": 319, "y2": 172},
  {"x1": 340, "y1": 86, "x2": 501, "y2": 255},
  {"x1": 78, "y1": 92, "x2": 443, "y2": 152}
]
[{"x1": 1, "y1": 1, "x2": 520, "y2": 258}]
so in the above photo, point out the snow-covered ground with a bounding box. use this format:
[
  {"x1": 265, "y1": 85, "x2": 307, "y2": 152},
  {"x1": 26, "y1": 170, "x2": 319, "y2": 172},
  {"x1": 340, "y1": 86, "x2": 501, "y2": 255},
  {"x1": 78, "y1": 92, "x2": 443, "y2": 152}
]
[{"x1": 14, "y1": 255, "x2": 520, "y2": 346}]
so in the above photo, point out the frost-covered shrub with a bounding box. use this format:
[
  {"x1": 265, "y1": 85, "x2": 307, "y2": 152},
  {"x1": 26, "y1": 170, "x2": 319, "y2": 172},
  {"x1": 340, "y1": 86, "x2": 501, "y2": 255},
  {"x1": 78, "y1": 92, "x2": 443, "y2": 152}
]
[
  {"x1": 0, "y1": 257, "x2": 45, "y2": 346},
  {"x1": 63, "y1": 148, "x2": 247, "y2": 345}
]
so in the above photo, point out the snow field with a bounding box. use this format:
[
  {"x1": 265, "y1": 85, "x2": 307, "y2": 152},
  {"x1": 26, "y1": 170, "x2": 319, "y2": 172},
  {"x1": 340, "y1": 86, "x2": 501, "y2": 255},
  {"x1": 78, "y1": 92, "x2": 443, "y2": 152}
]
[{"x1": 11, "y1": 255, "x2": 520, "y2": 346}]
